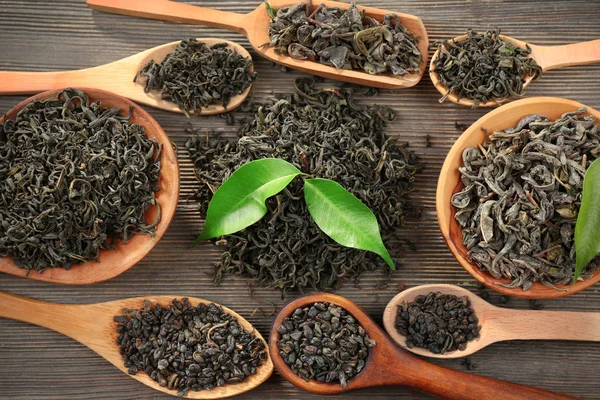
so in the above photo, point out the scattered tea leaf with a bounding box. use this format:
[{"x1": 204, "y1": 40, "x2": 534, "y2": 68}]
[
  {"x1": 194, "y1": 158, "x2": 301, "y2": 243},
  {"x1": 574, "y1": 158, "x2": 600, "y2": 283},
  {"x1": 304, "y1": 178, "x2": 395, "y2": 270}
]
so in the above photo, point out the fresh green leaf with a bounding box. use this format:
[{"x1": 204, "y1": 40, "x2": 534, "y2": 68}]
[
  {"x1": 265, "y1": 1, "x2": 277, "y2": 19},
  {"x1": 574, "y1": 158, "x2": 600, "y2": 283},
  {"x1": 303, "y1": 178, "x2": 395, "y2": 270},
  {"x1": 194, "y1": 158, "x2": 301, "y2": 244}
]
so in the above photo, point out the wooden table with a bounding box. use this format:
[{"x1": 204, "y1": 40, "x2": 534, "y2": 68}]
[{"x1": 0, "y1": 0, "x2": 599, "y2": 399}]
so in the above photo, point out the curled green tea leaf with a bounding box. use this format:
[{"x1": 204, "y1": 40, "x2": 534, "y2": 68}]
[
  {"x1": 574, "y1": 158, "x2": 600, "y2": 283},
  {"x1": 265, "y1": 1, "x2": 277, "y2": 19},
  {"x1": 194, "y1": 158, "x2": 301, "y2": 244},
  {"x1": 304, "y1": 178, "x2": 395, "y2": 270}
]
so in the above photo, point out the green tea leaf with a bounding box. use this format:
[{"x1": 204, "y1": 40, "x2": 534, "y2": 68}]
[
  {"x1": 265, "y1": 1, "x2": 277, "y2": 19},
  {"x1": 574, "y1": 158, "x2": 600, "y2": 283},
  {"x1": 194, "y1": 158, "x2": 301, "y2": 244},
  {"x1": 304, "y1": 178, "x2": 395, "y2": 270}
]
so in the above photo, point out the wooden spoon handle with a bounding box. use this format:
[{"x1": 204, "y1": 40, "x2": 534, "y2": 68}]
[
  {"x1": 491, "y1": 308, "x2": 600, "y2": 342},
  {"x1": 532, "y1": 39, "x2": 600, "y2": 71},
  {"x1": 396, "y1": 352, "x2": 577, "y2": 400},
  {"x1": 0, "y1": 291, "x2": 93, "y2": 341},
  {"x1": 87, "y1": 0, "x2": 249, "y2": 34},
  {"x1": 0, "y1": 70, "x2": 100, "y2": 95}
]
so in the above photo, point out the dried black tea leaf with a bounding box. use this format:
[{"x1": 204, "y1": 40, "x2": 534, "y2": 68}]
[
  {"x1": 186, "y1": 78, "x2": 419, "y2": 294},
  {"x1": 395, "y1": 292, "x2": 480, "y2": 354},
  {"x1": 267, "y1": 2, "x2": 422, "y2": 76},
  {"x1": 433, "y1": 29, "x2": 542, "y2": 107},
  {"x1": 0, "y1": 88, "x2": 161, "y2": 273},
  {"x1": 452, "y1": 109, "x2": 600, "y2": 290},
  {"x1": 136, "y1": 39, "x2": 257, "y2": 116},
  {"x1": 276, "y1": 302, "x2": 375, "y2": 388},
  {"x1": 115, "y1": 298, "x2": 267, "y2": 397}
]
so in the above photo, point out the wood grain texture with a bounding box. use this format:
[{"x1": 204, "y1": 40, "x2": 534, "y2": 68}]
[{"x1": 0, "y1": 0, "x2": 599, "y2": 399}]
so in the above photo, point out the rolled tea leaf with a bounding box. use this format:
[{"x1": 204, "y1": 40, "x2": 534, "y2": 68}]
[
  {"x1": 194, "y1": 158, "x2": 301, "y2": 243},
  {"x1": 574, "y1": 158, "x2": 600, "y2": 283},
  {"x1": 304, "y1": 178, "x2": 395, "y2": 270}
]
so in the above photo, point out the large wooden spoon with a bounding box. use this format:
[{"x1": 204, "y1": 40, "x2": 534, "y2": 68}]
[
  {"x1": 430, "y1": 34, "x2": 600, "y2": 107},
  {"x1": 86, "y1": 0, "x2": 429, "y2": 89},
  {"x1": 0, "y1": 38, "x2": 252, "y2": 115},
  {"x1": 0, "y1": 292, "x2": 273, "y2": 399},
  {"x1": 269, "y1": 292, "x2": 577, "y2": 399},
  {"x1": 383, "y1": 284, "x2": 600, "y2": 359}
]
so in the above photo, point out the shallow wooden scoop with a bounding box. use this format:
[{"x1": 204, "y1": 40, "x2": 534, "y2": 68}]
[
  {"x1": 0, "y1": 292, "x2": 273, "y2": 398},
  {"x1": 269, "y1": 292, "x2": 576, "y2": 400},
  {"x1": 0, "y1": 88, "x2": 179, "y2": 285},
  {"x1": 430, "y1": 35, "x2": 600, "y2": 107},
  {"x1": 87, "y1": 0, "x2": 429, "y2": 89},
  {"x1": 383, "y1": 284, "x2": 600, "y2": 359},
  {"x1": 0, "y1": 38, "x2": 252, "y2": 114}
]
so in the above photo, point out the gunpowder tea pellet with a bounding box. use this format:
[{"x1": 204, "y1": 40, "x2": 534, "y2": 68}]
[
  {"x1": 115, "y1": 298, "x2": 267, "y2": 396},
  {"x1": 433, "y1": 28, "x2": 542, "y2": 107},
  {"x1": 452, "y1": 109, "x2": 600, "y2": 290},
  {"x1": 136, "y1": 39, "x2": 257, "y2": 116},
  {"x1": 267, "y1": 2, "x2": 422, "y2": 76},
  {"x1": 276, "y1": 302, "x2": 375, "y2": 388},
  {"x1": 394, "y1": 292, "x2": 480, "y2": 354},
  {"x1": 0, "y1": 88, "x2": 161, "y2": 273}
]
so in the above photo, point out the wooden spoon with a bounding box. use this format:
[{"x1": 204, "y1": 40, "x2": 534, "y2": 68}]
[
  {"x1": 0, "y1": 38, "x2": 252, "y2": 115},
  {"x1": 86, "y1": 0, "x2": 429, "y2": 89},
  {"x1": 383, "y1": 284, "x2": 600, "y2": 359},
  {"x1": 269, "y1": 292, "x2": 577, "y2": 400},
  {"x1": 0, "y1": 88, "x2": 179, "y2": 284},
  {"x1": 0, "y1": 291, "x2": 273, "y2": 399},
  {"x1": 430, "y1": 35, "x2": 600, "y2": 107}
]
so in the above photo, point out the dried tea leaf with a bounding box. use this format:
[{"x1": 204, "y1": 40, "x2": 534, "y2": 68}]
[
  {"x1": 304, "y1": 178, "x2": 395, "y2": 270},
  {"x1": 574, "y1": 158, "x2": 600, "y2": 282}
]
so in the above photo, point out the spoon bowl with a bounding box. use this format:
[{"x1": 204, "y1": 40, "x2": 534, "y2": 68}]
[
  {"x1": 430, "y1": 34, "x2": 600, "y2": 107},
  {"x1": 0, "y1": 88, "x2": 179, "y2": 284},
  {"x1": 437, "y1": 97, "x2": 600, "y2": 297},
  {"x1": 268, "y1": 292, "x2": 576, "y2": 399},
  {"x1": 0, "y1": 291, "x2": 273, "y2": 398},
  {"x1": 0, "y1": 38, "x2": 253, "y2": 114},
  {"x1": 87, "y1": 0, "x2": 429, "y2": 89},
  {"x1": 383, "y1": 284, "x2": 600, "y2": 359}
]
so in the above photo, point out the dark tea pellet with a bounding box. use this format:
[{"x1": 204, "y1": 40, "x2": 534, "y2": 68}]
[
  {"x1": 276, "y1": 302, "x2": 375, "y2": 388},
  {"x1": 136, "y1": 38, "x2": 257, "y2": 117},
  {"x1": 115, "y1": 298, "x2": 267, "y2": 397},
  {"x1": 394, "y1": 292, "x2": 480, "y2": 354}
]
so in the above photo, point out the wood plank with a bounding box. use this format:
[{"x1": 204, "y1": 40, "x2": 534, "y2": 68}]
[{"x1": 0, "y1": 0, "x2": 599, "y2": 399}]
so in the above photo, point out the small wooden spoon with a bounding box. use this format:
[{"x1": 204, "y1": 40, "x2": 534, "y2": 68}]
[
  {"x1": 430, "y1": 35, "x2": 600, "y2": 107},
  {"x1": 0, "y1": 291, "x2": 273, "y2": 399},
  {"x1": 269, "y1": 292, "x2": 577, "y2": 400},
  {"x1": 0, "y1": 38, "x2": 252, "y2": 114},
  {"x1": 383, "y1": 284, "x2": 600, "y2": 359},
  {"x1": 86, "y1": 0, "x2": 429, "y2": 89}
]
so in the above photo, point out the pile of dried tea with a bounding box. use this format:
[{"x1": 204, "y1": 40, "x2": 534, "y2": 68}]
[
  {"x1": 266, "y1": 2, "x2": 422, "y2": 76},
  {"x1": 433, "y1": 28, "x2": 542, "y2": 107},
  {"x1": 276, "y1": 302, "x2": 375, "y2": 387},
  {"x1": 452, "y1": 109, "x2": 600, "y2": 290},
  {"x1": 395, "y1": 292, "x2": 480, "y2": 354},
  {"x1": 0, "y1": 88, "x2": 161, "y2": 273},
  {"x1": 115, "y1": 298, "x2": 267, "y2": 397},
  {"x1": 186, "y1": 78, "x2": 419, "y2": 294},
  {"x1": 136, "y1": 39, "x2": 257, "y2": 116}
]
